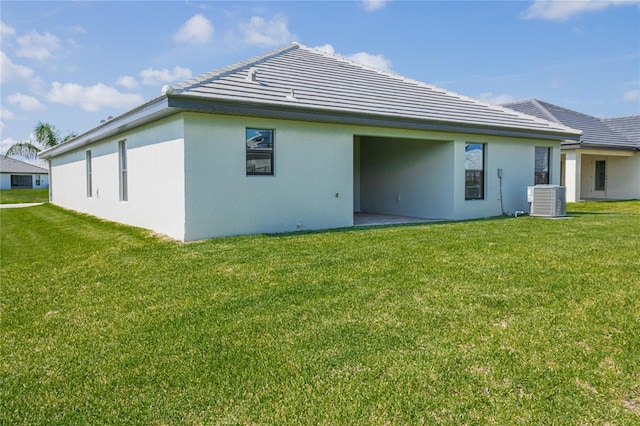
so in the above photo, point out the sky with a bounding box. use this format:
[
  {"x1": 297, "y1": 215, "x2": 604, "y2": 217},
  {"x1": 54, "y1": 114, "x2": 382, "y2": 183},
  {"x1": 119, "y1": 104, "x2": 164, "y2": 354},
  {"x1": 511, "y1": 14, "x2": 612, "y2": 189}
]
[{"x1": 1, "y1": 0, "x2": 639, "y2": 162}]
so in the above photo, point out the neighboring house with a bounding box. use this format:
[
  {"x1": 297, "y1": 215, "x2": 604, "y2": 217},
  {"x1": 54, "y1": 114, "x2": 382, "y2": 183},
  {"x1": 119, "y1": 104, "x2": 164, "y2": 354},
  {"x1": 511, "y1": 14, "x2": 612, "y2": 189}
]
[
  {"x1": 503, "y1": 99, "x2": 640, "y2": 202},
  {"x1": 39, "y1": 43, "x2": 580, "y2": 241},
  {"x1": 0, "y1": 157, "x2": 49, "y2": 190}
]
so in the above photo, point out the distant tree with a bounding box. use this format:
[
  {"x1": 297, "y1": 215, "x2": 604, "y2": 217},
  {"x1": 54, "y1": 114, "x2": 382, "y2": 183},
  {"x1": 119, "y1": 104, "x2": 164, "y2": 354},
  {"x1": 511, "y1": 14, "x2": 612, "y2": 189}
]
[{"x1": 4, "y1": 122, "x2": 76, "y2": 160}]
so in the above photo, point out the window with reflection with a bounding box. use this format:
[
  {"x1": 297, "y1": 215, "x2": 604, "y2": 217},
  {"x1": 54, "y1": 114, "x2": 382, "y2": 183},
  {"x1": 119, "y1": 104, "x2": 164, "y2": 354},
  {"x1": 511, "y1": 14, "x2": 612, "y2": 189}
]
[
  {"x1": 465, "y1": 143, "x2": 485, "y2": 200},
  {"x1": 246, "y1": 128, "x2": 274, "y2": 176}
]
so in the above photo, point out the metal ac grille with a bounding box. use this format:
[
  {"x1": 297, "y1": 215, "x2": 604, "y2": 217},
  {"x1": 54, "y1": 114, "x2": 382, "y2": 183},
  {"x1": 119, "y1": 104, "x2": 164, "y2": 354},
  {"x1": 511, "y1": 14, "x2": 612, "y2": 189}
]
[{"x1": 530, "y1": 185, "x2": 566, "y2": 217}]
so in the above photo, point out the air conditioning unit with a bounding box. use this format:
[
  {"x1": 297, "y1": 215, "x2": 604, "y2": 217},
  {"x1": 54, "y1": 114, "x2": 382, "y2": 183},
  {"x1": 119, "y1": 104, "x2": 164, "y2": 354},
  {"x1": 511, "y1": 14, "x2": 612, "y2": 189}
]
[{"x1": 528, "y1": 185, "x2": 566, "y2": 217}]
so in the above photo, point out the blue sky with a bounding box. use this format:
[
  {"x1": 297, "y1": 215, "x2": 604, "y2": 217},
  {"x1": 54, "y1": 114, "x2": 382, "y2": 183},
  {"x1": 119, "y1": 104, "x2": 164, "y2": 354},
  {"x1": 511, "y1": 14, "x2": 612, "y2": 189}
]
[{"x1": 1, "y1": 0, "x2": 639, "y2": 158}]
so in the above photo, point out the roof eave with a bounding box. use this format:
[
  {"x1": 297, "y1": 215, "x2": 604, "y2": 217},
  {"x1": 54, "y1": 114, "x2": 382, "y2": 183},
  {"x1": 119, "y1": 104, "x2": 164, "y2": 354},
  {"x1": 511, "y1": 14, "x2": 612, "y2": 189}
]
[
  {"x1": 40, "y1": 96, "x2": 177, "y2": 159},
  {"x1": 561, "y1": 141, "x2": 639, "y2": 151},
  {"x1": 167, "y1": 95, "x2": 581, "y2": 142}
]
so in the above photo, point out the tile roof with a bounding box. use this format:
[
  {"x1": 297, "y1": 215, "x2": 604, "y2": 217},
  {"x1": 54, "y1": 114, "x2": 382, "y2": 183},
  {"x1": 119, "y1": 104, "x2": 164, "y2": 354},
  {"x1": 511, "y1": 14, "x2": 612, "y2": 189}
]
[
  {"x1": 503, "y1": 99, "x2": 638, "y2": 150},
  {"x1": 602, "y1": 115, "x2": 640, "y2": 144},
  {"x1": 166, "y1": 43, "x2": 579, "y2": 139},
  {"x1": 0, "y1": 156, "x2": 49, "y2": 174},
  {"x1": 41, "y1": 44, "x2": 583, "y2": 160}
]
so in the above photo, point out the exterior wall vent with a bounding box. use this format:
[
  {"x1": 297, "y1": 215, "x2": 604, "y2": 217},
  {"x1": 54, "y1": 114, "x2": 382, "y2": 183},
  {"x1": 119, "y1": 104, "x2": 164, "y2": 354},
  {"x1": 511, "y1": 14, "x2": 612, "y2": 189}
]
[
  {"x1": 247, "y1": 67, "x2": 258, "y2": 82},
  {"x1": 528, "y1": 185, "x2": 566, "y2": 217}
]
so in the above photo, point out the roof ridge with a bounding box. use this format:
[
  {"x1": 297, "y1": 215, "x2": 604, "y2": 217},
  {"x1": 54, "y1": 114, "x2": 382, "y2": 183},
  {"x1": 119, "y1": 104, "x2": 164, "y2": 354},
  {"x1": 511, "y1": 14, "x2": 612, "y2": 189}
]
[
  {"x1": 165, "y1": 43, "x2": 301, "y2": 94},
  {"x1": 529, "y1": 99, "x2": 564, "y2": 125},
  {"x1": 602, "y1": 114, "x2": 640, "y2": 120}
]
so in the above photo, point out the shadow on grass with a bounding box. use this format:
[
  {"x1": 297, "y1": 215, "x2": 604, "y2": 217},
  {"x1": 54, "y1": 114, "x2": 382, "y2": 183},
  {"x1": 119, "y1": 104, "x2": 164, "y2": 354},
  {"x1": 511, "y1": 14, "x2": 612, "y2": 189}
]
[{"x1": 263, "y1": 214, "x2": 515, "y2": 239}]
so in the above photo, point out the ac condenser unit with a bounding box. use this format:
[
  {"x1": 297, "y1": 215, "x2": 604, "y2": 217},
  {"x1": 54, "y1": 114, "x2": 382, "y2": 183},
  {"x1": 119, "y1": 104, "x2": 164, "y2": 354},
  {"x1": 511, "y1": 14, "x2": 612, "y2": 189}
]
[{"x1": 528, "y1": 185, "x2": 566, "y2": 217}]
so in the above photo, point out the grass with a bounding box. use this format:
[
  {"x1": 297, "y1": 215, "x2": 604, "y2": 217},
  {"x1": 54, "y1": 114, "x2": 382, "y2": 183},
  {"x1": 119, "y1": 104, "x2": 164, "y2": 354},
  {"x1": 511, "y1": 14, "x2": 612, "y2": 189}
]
[
  {"x1": 0, "y1": 188, "x2": 49, "y2": 204},
  {"x1": 1, "y1": 201, "x2": 639, "y2": 424}
]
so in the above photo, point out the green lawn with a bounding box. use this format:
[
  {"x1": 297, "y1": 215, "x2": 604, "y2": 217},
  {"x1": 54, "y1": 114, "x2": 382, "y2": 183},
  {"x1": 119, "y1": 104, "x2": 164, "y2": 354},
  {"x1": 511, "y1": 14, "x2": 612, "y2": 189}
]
[
  {"x1": 0, "y1": 188, "x2": 49, "y2": 204},
  {"x1": 1, "y1": 202, "x2": 639, "y2": 424}
]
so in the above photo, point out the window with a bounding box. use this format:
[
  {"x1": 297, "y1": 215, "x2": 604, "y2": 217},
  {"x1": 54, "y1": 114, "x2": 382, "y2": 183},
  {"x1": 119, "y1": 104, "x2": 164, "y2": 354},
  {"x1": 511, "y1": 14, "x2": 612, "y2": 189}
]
[
  {"x1": 119, "y1": 140, "x2": 128, "y2": 201},
  {"x1": 11, "y1": 175, "x2": 32, "y2": 189},
  {"x1": 246, "y1": 128, "x2": 274, "y2": 175},
  {"x1": 35, "y1": 175, "x2": 41, "y2": 186},
  {"x1": 595, "y1": 160, "x2": 606, "y2": 191},
  {"x1": 86, "y1": 151, "x2": 92, "y2": 197},
  {"x1": 465, "y1": 143, "x2": 485, "y2": 200},
  {"x1": 535, "y1": 147, "x2": 550, "y2": 184}
]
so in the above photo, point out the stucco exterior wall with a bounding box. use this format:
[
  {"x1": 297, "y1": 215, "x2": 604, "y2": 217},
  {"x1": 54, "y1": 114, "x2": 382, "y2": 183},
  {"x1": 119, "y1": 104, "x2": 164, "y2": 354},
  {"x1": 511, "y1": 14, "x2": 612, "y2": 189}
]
[
  {"x1": 578, "y1": 152, "x2": 639, "y2": 200},
  {"x1": 359, "y1": 136, "x2": 454, "y2": 219},
  {"x1": 49, "y1": 116, "x2": 186, "y2": 240},
  {"x1": 45, "y1": 109, "x2": 565, "y2": 241},
  {"x1": 0, "y1": 173, "x2": 48, "y2": 189},
  {"x1": 183, "y1": 113, "x2": 354, "y2": 240},
  {"x1": 452, "y1": 138, "x2": 560, "y2": 219}
]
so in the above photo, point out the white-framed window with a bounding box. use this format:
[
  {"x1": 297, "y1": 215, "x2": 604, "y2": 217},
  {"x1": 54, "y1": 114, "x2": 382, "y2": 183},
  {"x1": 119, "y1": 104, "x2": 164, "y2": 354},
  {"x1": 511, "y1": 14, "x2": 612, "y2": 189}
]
[
  {"x1": 86, "y1": 150, "x2": 92, "y2": 197},
  {"x1": 118, "y1": 140, "x2": 128, "y2": 201},
  {"x1": 35, "y1": 175, "x2": 41, "y2": 186},
  {"x1": 465, "y1": 143, "x2": 485, "y2": 200},
  {"x1": 246, "y1": 128, "x2": 274, "y2": 175},
  {"x1": 535, "y1": 147, "x2": 550, "y2": 185}
]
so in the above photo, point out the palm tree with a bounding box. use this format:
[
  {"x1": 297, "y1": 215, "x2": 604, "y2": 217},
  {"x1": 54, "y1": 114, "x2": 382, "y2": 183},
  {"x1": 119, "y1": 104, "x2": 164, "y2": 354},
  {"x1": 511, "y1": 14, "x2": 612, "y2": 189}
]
[{"x1": 4, "y1": 121, "x2": 76, "y2": 160}]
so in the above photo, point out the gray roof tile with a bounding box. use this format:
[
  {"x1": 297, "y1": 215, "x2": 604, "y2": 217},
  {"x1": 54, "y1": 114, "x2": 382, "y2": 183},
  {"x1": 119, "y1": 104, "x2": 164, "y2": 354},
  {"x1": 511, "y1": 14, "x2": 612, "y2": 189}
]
[
  {"x1": 167, "y1": 43, "x2": 579, "y2": 138},
  {"x1": 503, "y1": 99, "x2": 638, "y2": 149},
  {"x1": 0, "y1": 157, "x2": 48, "y2": 174},
  {"x1": 602, "y1": 116, "x2": 640, "y2": 144}
]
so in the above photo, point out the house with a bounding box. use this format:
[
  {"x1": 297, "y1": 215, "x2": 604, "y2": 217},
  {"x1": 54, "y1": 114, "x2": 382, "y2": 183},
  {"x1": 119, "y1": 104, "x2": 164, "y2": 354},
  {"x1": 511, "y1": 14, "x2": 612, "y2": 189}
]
[
  {"x1": 503, "y1": 99, "x2": 640, "y2": 202},
  {"x1": 0, "y1": 157, "x2": 49, "y2": 190},
  {"x1": 39, "y1": 43, "x2": 580, "y2": 241}
]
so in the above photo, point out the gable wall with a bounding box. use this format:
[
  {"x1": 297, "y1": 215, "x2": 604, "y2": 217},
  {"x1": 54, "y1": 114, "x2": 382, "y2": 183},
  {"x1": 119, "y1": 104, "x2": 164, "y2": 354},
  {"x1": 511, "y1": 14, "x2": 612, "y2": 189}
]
[{"x1": 49, "y1": 115, "x2": 186, "y2": 240}]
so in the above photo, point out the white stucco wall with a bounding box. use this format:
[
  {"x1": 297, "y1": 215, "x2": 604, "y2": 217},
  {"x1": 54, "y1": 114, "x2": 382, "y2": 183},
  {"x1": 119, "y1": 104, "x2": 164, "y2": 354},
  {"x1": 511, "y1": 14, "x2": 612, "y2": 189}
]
[
  {"x1": 0, "y1": 173, "x2": 48, "y2": 189},
  {"x1": 45, "y1": 108, "x2": 567, "y2": 241},
  {"x1": 183, "y1": 113, "x2": 354, "y2": 240},
  {"x1": 577, "y1": 151, "x2": 640, "y2": 200},
  {"x1": 452, "y1": 138, "x2": 560, "y2": 219},
  {"x1": 359, "y1": 136, "x2": 455, "y2": 219},
  {"x1": 50, "y1": 116, "x2": 186, "y2": 240},
  {"x1": 0, "y1": 174, "x2": 10, "y2": 189}
]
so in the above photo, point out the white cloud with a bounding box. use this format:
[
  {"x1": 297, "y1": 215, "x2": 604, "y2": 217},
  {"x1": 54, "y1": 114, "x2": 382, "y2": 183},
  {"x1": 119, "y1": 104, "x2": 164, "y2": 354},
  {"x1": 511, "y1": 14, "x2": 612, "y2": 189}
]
[
  {"x1": 7, "y1": 93, "x2": 46, "y2": 112},
  {"x1": 522, "y1": 0, "x2": 638, "y2": 21},
  {"x1": 315, "y1": 44, "x2": 335, "y2": 55},
  {"x1": 348, "y1": 52, "x2": 393, "y2": 72},
  {"x1": 139, "y1": 66, "x2": 192, "y2": 86},
  {"x1": 362, "y1": 0, "x2": 388, "y2": 12},
  {"x1": 1, "y1": 21, "x2": 16, "y2": 38},
  {"x1": 116, "y1": 75, "x2": 139, "y2": 89},
  {"x1": 1, "y1": 106, "x2": 15, "y2": 120},
  {"x1": 16, "y1": 30, "x2": 61, "y2": 61},
  {"x1": 314, "y1": 44, "x2": 393, "y2": 72},
  {"x1": 46, "y1": 82, "x2": 144, "y2": 112},
  {"x1": 0, "y1": 137, "x2": 20, "y2": 155},
  {"x1": 238, "y1": 14, "x2": 295, "y2": 47},
  {"x1": 623, "y1": 89, "x2": 640, "y2": 102},
  {"x1": 175, "y1": 14, "x2": 214, "y2": 44},
  {"x1": 0, "y1": 51, "x2": 44, "y2": 90},
  {"x1": 71, "y1": 25, "x2": 86, "y2": 34},
  {"x1": 478, "y1": 92, "x2": 516, "y2": 105}
]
